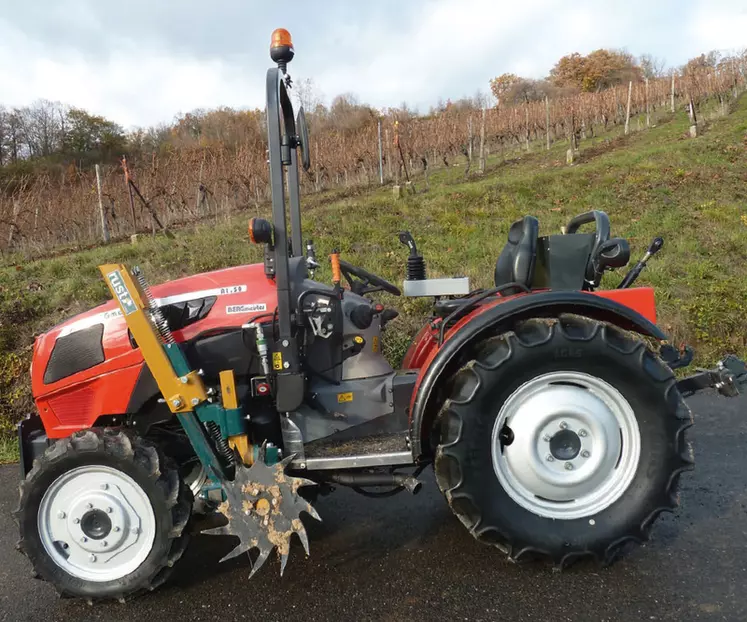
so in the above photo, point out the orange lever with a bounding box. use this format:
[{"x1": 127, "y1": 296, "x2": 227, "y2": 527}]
[{"x1": 330, "y1": 251, "x2": 341, "y2": 285}]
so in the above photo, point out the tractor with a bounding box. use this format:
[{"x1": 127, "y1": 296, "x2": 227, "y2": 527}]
[{"x1": 14, "y1": 29, "x2": 747, "y2": 601}]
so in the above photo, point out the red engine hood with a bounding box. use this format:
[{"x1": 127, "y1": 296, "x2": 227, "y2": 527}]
[{"x1": 32, "y1": 262, "x2": 278, "y2": 402}]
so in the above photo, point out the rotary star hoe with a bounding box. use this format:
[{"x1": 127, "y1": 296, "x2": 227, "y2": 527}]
[{"x1": 15, "y1": 30, "x2": 747, "y2": 601}]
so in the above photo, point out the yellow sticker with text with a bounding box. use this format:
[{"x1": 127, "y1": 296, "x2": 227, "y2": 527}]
[
  {"x1": 272, "y1": 351, "x2": 283, "y2": 371},
  {"x1": 337, "y1": 392, "x2": 354, "y2": 403},
  {"x1": 372, "y1": 335, "x2": 379, "y2": 353}
]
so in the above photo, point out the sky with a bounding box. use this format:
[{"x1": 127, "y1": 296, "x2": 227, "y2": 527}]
[{"x1": 0, "y1": 0, "x2": 745, "y2": 129}]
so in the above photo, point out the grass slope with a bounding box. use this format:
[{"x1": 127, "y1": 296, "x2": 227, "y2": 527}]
[{"x1": 1, "y1": 98, "x2": 746, "y2": 460}]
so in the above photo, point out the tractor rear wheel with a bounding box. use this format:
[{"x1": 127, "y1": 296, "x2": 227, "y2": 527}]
[
  {"x1": 434, "y1": 315, "x2": 693, "y2": 566},
  {"x1": 16, "y1": 428, "x2": 192, "y2": 601}
]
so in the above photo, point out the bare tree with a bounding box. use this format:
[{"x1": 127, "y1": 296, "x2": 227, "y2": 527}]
[
  {"x1": 293, "y1": 77, "x2": 323, "y2": 114},
  {"x1": 639, "y1": 54, "x2": 667, "y2": 79}
]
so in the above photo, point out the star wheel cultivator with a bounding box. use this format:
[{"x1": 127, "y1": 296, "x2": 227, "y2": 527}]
[{"x1": 14, "y1": 29, "x2": 747, "y2": 601}]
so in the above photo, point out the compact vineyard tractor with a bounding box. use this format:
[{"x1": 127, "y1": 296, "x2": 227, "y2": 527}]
[{"x1": 15, "y1": 30, "x2": 747, "y2": 601}]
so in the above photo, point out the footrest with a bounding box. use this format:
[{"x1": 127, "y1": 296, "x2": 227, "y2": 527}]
[{"x1": 300, "y1": 433, "x2": 413, "y2": 470}]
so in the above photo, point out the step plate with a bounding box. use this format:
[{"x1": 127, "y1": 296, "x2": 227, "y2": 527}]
[{"x1": 298, "y1": 433, "x2": 414, "y2": 470}]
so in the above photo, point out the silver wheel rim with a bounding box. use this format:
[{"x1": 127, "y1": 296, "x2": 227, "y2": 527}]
[
  {"x1": 184, "y1": 462, "x2": 207, "y2": 497},
  {"x1": 491, "y1": 371, "x2": 641, "y2": 520},
  {"x1": 37, "y1": 465, "x2": 157, "y2": 582}
]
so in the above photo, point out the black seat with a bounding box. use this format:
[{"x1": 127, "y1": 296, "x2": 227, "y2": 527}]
[{"x1": 494, "y1": 216, "x2": 539, "y2": 291}]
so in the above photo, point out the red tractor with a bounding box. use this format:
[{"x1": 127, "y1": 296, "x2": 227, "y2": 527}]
[{"x1": 15, "y1": 29, "x2": 747, "y2": 601}]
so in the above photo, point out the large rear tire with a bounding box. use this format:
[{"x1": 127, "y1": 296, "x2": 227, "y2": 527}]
[
  {"x1": 16, "y1": 428, "x2": 192, "y2": 601},
  {"x1": 434, "y1": 315, "x2": 693, "y2": 566}
]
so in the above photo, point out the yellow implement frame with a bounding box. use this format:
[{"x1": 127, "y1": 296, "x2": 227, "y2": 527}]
[{"x1": 99, "y1": 264, "x2": 208, "y2": 413}]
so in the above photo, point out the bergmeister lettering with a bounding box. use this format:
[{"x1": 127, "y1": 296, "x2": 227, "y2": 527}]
[{"x1": 226, "y1": 303, "x2": 268, "y2": 314}]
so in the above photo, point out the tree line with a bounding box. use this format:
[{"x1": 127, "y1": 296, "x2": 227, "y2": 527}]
[{"x1": 0, "y1": 47, "x2": 745, "y2": 254}]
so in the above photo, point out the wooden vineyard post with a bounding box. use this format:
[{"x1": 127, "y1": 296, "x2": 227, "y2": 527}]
[
  {"x1": 545, "y1": 96, "x2": 551, "y2": 150},
  {"x1": 478, "y1": 107, "x2": 486, "y2": 174},
  {"x1": 95, "y1": 164, "x2": 110, "y2": 243},
  {"x1": 467, "y1": 116, "x2": 473, "y2": 162},
  {"x1": 687, "y1": 92, "x2": 698, "y2": 137},
  {"x1": 385, "y1": 128, "x2": 392, "y2": 181},
  {"x1": 121, "y1": 156, "x2": 137, "y2": 232},
  {"x1": 645, "y1": 78, "x2": 650, "y2": 127},
  {"x1": 671, "y1": 74, "x2": 676, "y2": 113},
  {"x1": 624, "y1": 81, "x2": 633, "y2": 135},
  {"x1": 7, "y1": 199, "x2": 21, "y2": 248},
  {"x1": 377, "y1": 119, "x2": 384, "y2": 185},
  {"x1": 196, "y1": 155, "x2": 205, "y2": 214},
  {"x1": 524, "y1": 103, "x2": 530, "y2": 151}
]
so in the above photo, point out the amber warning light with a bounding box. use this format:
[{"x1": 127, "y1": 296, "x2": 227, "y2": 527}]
[
  {"x1": 271, "y1": 28, "x2": 293, "y2": 50},
  {"x1": 270, "y1": 29, "x2": 295, "y2": 70}
]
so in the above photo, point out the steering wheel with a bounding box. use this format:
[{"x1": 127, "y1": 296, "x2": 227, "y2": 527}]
[{"x1": 338, "y1": 259, "x2": 401, "y2": 296}]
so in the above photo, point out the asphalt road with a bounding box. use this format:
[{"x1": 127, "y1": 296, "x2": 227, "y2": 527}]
[{"x1": 1, "y1": 391, "x2": 746, "y2": 622}]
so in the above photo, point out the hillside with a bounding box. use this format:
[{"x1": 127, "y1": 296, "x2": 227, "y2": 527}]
[{"x1": 1, "y1": 95, "x2": 746, "y2": 461}]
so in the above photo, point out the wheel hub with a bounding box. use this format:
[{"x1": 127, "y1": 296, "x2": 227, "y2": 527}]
[
  {"x1": 80, "y1": 509, "x2": 112, "y2": 540},
  {"x1": 491, "y1": 371, "x2": 641, "y2": 520},
  {"x1": 37, "y1": 466, "x2": 156, "y2": 582},
  {"x1": 549, "y1": 429, "x2": 581, "y2": 461}
]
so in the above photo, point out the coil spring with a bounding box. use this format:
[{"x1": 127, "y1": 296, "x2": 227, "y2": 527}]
[
  {"x1": 205, "y1": 421, "x2": 235, "y2": 467},
  {"x1": 406, "y1": 254, "x2": 426, "y2": 281},
  {"x1": 132, "y1": 267, "x2": 175, "y2": 344}
]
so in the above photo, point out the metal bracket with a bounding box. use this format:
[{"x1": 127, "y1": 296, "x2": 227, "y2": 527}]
[{"x1": 677, "y1": 355, "x2": 747, "y2": 398}]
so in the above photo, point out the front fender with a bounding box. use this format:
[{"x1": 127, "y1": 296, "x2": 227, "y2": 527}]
[{"x1": 409, "y1": 288, "x2": 667, "y2": 459}]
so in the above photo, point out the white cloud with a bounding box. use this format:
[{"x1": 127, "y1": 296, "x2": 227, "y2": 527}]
[{"x1": 688, "y1": 1, "x2": 747, "y2": 53}]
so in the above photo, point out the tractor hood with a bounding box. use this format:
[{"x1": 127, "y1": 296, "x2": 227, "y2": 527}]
[{"x1": 32, "y1": 262, "x2": 278, "y2": 403}]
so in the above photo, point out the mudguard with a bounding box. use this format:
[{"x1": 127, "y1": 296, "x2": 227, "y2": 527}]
[{"x1": 408, "y1": 289, "x2": 667, "y2": 458}]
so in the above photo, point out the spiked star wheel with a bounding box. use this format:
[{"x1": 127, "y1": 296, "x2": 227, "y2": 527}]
[{"x1": 203, "y1": 449, "x2": 320, "y2": 577}]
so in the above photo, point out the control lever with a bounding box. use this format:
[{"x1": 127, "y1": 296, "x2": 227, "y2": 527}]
[
  {"x1": 398, "y1": 231, "x2": 426, "y2": 281},
  {"x1": 618, "y1": 237, "x2": 663, "y2": 289},
  {"x1": 305, "y1": 239, "x2": 319, "y2": 277}
]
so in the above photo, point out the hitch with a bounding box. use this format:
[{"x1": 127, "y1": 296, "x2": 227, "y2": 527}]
[{"x1": 676, "y1": 355, "x2": 747, "y2": 398}]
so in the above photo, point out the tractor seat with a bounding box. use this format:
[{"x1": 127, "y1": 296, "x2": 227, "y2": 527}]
[{"x1": 494, "y1": 216, "x2": 539, "y2": 292}]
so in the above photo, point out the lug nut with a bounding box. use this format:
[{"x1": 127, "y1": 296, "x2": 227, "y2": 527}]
[
  {"x1": 542, "y1": 434, "x2": 552, "y2": 442},
  {"x1": 559, "y1": 421, "x2": 568, "y2": 430},
  {"x1": 100, "y1": 483, "x2": 109, "y2": 490},
  {"x1": 546, "y1": 454, "x2": 555, "y2": 462},
  {"x1": 565, "y1": 462, "x2": 574, "y2": 471},
  {"x1": 132, "y1": 527, "x2": 140, "y2": 535},
  {"x1": 581, "y1": 450, "x2": 590, "y2": 458},
  {"x1": 106, "y1": 507, "x2": 113, "y2": 514},
  {"x1": 73, "y1": 518, "x2": 80, "y2": 525},
  {"x1": 102, "y1": 541, "x2": 108, "y2": 547},
  {"x1": 578, "y1": 429, "x2": 588, "y2": 437},
  {"x1": 86, "y1": 503, "x2": 93, "y2": 510},
  {"x1": 113, "y1": 526, "x2": 121, "y2": 532},
  {"x1": 81, "y1": 536, "x2": 88, "y2": 543},
  {"x1": 89, "y1": 554, "x2": 97, "y2": 562},
  {"x1": 57, "y1": 511, "x2": 66, "y2": 519}
]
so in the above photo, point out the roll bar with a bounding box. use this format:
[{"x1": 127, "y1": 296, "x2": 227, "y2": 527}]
[{"x1": 265, "y1": 61, "x2": 304, "y2": 390}]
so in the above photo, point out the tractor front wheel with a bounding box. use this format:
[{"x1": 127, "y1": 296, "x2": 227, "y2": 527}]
[
  {"x1": 16, "y1": 428, "x2": 192, "y2": 601},
  {"x1": 434, "y1": 315, "x2": 693, "y2": 565}
]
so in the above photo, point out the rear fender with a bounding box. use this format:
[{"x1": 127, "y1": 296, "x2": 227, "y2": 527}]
[{"x1": 409, "y1": 289, "x2": 666, "y2": 459}]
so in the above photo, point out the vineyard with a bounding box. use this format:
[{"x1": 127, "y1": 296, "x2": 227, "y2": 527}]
[{"x1": 1, "y1": 61, "x2": 745, "y2": 255}]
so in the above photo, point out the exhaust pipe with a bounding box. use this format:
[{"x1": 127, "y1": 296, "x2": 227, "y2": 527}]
[{"x1": 322, "y1": 471, "x2": 423, "y2": 495}]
